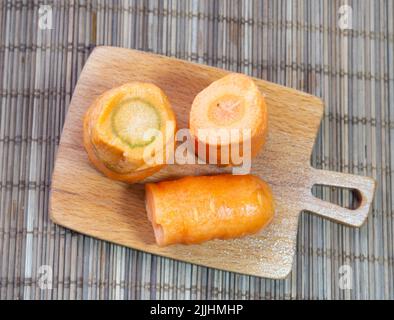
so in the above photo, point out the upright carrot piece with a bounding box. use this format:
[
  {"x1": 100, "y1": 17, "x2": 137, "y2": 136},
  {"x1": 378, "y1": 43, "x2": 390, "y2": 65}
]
[
  {"x1": 189, "y1": 73, "x2": 268, "y2": 166},
  {"x1": 83, "y1": 82, "x2": 176, "y2": 183}
]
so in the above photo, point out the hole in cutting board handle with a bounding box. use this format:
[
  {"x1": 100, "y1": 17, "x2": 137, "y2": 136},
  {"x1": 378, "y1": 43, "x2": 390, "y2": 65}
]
[
  {"x1": 305, "y1": 168, "x2": 376, "y2": 227},
  {"x1": 311, "y1": 184, "x2": 362, "y2": 210}
]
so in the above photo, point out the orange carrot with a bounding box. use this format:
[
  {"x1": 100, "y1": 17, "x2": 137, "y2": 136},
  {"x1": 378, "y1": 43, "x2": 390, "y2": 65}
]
[
  {"x1": 145, "y1": 174, "x2": 274, "y2": 246},
  {"x1": 190, "y1": 73, "x2": 268, "y2": 165},
  {"x1": 83, "y1": 82, "x2": 176, "y2": 183}
]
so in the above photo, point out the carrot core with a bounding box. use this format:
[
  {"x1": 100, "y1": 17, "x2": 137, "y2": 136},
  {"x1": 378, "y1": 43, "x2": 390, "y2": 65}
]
[
  {"x1": 111, "y1": 98, "x2": 160, "y2": 147},
  {"x1": 208, "y1": 95, "x2": 244, "y2": 126}
]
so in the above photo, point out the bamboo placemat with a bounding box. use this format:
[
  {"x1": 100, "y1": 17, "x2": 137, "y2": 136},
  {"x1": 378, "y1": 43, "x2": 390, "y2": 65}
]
[{"x1": 0, "y1": 0, "x2": 393, "y2": 300}]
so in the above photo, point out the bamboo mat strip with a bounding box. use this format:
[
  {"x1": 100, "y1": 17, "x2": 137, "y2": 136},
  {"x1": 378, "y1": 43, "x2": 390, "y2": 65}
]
[{"x1": 0, "y1": 0, "x2": 393, "y2": 300}]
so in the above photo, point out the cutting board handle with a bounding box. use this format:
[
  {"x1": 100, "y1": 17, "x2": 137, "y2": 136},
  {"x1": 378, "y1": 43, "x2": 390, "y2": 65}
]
[{"x1": 304, "y1": 168, "x2": 376, "y2": 227}]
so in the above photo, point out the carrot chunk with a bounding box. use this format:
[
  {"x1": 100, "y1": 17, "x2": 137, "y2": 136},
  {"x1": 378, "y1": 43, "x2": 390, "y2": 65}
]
[
  {"x1": 145, "y1": 174, "x2": 275, "y2": 246},
  {"x1": 83, "y1": 82, "x2": 176, "y2": 183},
  {"x1": 190, "y1": 73, "x2": 268, "y2": 166}
]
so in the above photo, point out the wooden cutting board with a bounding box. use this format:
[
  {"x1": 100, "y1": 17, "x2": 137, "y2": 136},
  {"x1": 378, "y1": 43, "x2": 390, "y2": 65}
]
[{"x1": 50, "y1": 46, "x2": 376, "y2": 279}]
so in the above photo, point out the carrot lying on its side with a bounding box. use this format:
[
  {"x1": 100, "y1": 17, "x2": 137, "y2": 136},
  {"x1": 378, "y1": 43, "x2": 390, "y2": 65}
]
[{"x1": 145, "y1": 174, "x2": 275, "y2": 246}]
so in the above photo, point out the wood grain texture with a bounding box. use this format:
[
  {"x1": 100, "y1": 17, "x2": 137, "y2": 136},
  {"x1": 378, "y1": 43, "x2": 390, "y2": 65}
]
[{"x1": 49, "y1": 46, "x2": 376, "y2": 279}]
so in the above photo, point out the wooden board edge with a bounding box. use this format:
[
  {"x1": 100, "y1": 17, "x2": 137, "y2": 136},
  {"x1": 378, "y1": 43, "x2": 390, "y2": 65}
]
[
  {"x1": 91, "y1": 45, "x2": 326, "y2": 110},
  {"x1": 49, "y1": 187, "x2": 293, "y2": 279}
]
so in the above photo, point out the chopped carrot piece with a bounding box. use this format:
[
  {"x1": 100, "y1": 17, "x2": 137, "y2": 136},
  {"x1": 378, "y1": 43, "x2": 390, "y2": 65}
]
[
  {"x1": 190, "y1": 73, "x2": 268, "y2": 165},
  {"x1": 145, "y1": 174, "x2": 275, "y2": 246},
  {"x1": 83, "y1": 82, "x2": 176, "y2": 183}
]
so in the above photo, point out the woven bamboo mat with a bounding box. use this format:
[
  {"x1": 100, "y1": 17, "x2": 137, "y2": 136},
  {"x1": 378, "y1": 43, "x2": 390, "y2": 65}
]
[{"x1": 0, "y1": 0, "x2": 393, "y2": 300}]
